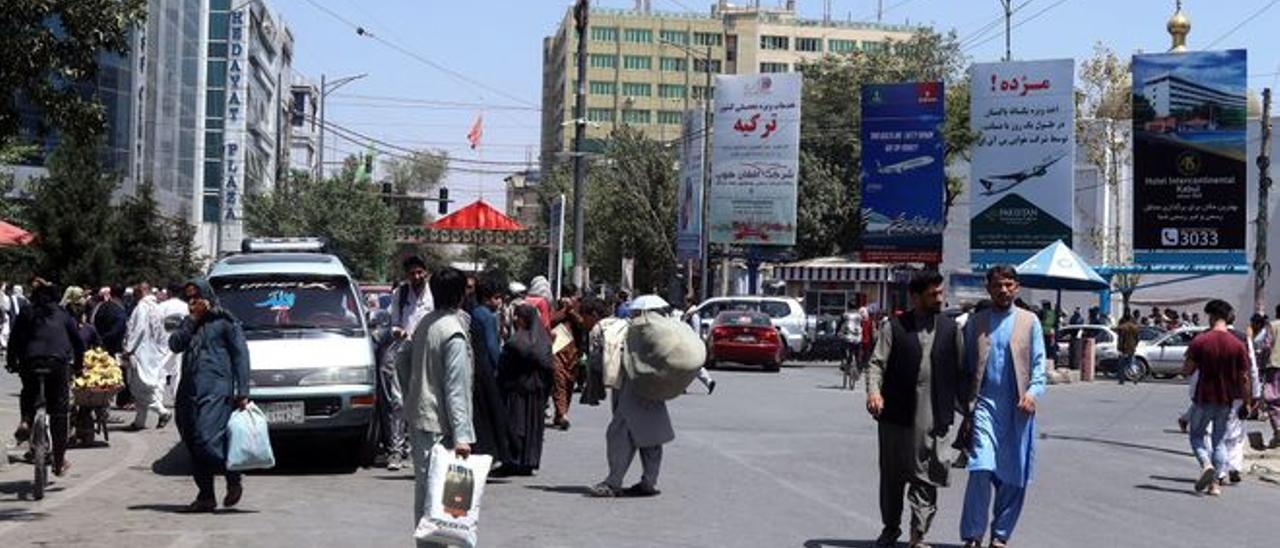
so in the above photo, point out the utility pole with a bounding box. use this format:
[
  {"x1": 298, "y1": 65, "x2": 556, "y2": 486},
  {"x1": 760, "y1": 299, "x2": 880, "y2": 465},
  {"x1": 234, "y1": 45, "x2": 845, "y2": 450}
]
[
  {"x1": 1001, "y1": 0, "x2": 1013, "y2": 61},
  {"x1": 1255, "y1": 88, "x2": 1272, "y2": 314},
  {"x1": 316, "y1": 72, "x2": 369, "y2": 181},
  {"x1": 699, "y1": 43, "x2": 713, "y2": 301},
  {"x1": 571, "y1": 0, "x2": 589, "y2": 289}
]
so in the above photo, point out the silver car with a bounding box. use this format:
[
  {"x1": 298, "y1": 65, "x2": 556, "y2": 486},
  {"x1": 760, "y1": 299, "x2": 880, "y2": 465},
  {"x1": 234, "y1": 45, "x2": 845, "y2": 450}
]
[
  {"x1": 691, "y1": 296, "x2": 810, "y2": 356},
  {"x1": 1135, "y1": 326, "x2": 1207, "y2": 378}
]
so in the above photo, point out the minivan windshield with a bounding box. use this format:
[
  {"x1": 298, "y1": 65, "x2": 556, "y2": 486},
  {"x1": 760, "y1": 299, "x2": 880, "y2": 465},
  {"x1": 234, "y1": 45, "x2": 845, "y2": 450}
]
[{"x1": 212, "y1": 275, "x2": 364, "y2": 336}]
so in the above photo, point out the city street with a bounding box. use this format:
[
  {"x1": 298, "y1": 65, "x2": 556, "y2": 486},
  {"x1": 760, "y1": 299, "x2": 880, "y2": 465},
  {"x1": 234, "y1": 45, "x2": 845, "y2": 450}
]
[{"x1": 1, "y1": 361, "x2": 1276, "y2": 547}]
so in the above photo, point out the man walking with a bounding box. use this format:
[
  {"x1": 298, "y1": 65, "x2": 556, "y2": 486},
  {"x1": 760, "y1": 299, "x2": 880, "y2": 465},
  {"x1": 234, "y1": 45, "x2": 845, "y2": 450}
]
[
  {"x1": 382, "y1": 256, "x2": 434, "y2": 470},
  {"x1": 123, "y1": 283, "x2": 171, "y2": 430},
  {"x1": 1116, "y1": 314, "x2": 1141, "y2": 385},
  {"x1": 958, "y1": 266, "x2": 1046, "y2": 548},
  {"x1": 865, "y1": 271, "x2": 963, "y2": 548},
  {"x1": 1182, "y1": 299, "x2": 1252, "y2": 496},
  {"x1": 395, "y1": 267, "x2": 474, "y2": 525}
]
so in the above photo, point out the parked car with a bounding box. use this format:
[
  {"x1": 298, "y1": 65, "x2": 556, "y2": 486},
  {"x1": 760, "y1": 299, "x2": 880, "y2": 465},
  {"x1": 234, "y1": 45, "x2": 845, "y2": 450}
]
[
  {"x1": 1056, "y1": 325, "x2": 1118, "y2": 368},
  {"x1": 1135, "y1": 326, "x2": 1209, "y2": 379},
  {"x1": 706, "y1": 311, "x2": 785, "y2": 371},
  {"x1": 690, "y1": 296, "x2": 810, "y2": 356}
]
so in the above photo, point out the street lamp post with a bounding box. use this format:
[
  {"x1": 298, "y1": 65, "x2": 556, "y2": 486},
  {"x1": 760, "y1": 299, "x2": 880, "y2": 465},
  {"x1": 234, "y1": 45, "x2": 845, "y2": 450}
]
[
  {"x1": 661, "y1": 38, "x2": 715, "y2": 301},
  {"x1": 316, "y1": 72, "x2": 368, "y2": 181}
]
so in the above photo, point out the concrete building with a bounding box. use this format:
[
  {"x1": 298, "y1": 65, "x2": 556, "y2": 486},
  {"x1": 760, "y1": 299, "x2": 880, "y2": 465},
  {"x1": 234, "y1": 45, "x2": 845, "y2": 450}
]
[
  {"x1": 288, "y1": 77, "x2": 320, "y2": 177},
  {"x1": 504, "y1": 169, "x2": 544, "y2": 227},
  {"x1": 539, "y1": 0, "x2": 916, "y2": 168}
]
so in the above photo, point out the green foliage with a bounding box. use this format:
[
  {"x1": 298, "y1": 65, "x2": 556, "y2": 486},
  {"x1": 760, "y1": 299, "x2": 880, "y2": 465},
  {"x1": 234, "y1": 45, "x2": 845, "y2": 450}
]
[
  {"x1": 25, "y1": 134, "x2": 120, "y2": 286},
  {"x1": 0, "y1": 0, "x2": 147, "y2": 141},
  {"x1": 796, "y1": 29, "x2": 974, "y2": 258},
  {"x1": 112, "y1": 182, "x2": 203, "y2": 285},
  {"x1": 246, "y1": 167, "x2": 395, "y2": 281}
]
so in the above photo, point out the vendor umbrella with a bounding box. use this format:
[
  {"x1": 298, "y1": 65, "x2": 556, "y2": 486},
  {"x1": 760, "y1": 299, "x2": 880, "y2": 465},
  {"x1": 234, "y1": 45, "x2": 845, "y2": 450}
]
[
  {"x1": 1016, "y1": 240, "x2": 1109, "y2": 333},
  {"x1": 429, "y1": 200, "x2": 523, "y2": 232},
  {"x1": 0, "y1": 219, "x2": 35, "y2": 247}
]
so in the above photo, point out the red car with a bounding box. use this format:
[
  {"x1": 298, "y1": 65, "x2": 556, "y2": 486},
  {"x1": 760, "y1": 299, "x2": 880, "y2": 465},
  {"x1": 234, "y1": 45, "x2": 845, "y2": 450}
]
[{"x1": 707, "y1": 311, "x2": 785, "y2": 372}]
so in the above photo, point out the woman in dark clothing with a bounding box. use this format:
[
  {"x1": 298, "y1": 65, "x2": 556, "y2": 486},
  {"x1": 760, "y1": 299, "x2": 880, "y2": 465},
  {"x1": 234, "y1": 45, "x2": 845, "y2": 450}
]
[
  {"x1": 497, "y1": 304, "x2": 554, "y2": 475},
  {"x1": 168, "y1": 278, "x2": 251, "y2": 512},
  {"x1": 6, "y1": 279, "x2": 84, "y2": 476},
  {"x1": 469, "y1": 277, "x2": 511, "y2": 464}
]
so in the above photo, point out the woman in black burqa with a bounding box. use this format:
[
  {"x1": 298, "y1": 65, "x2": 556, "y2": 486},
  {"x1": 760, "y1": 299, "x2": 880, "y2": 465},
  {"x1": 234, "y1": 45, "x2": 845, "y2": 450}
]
[{"x1": 495, "y1": 304, "x2": 554, "y2": 476}]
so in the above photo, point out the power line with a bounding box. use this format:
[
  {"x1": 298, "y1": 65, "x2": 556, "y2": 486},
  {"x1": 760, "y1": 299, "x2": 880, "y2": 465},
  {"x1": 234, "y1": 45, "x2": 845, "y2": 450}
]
[
  {"x1": 325, "y1": 121, "x2": 536, "y2": 166},
  {"x1": 867, "y1": 0, "x2": 923, "y2": 22},
  {"x1": 957, "y1": 0, "x2": 1034, "y2": 50},
  {"x1": 327, "y1": 93, "x2": 541, "y2": 112},
  {"x1": 1205, "y1": 0, "x2": 1280, "y2": 49},
  {"x1": 963, "y1": 0, "x2": 1069, "y2": 54}
]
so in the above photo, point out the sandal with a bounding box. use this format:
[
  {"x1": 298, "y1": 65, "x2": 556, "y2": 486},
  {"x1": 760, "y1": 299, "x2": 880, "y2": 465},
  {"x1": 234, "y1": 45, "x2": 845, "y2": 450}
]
[
  {"x1": 53, "y1": 460, "x2": 71, "y2": 477},
  {"x1": 588, "y1": 482, "x2": 620, "y2": 498}
]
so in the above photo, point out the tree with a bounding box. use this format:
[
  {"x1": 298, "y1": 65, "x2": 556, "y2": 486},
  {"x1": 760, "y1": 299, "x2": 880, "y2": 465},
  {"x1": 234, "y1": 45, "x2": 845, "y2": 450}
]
[
  {"x1": 25, "y1": 134, "x2": 119, "y2": 286},
  {"x1": 795, "y1": 29, "x2": 975, "y2": 258},
  {"x1": 110, "y1": 181, "x2": 202, "y2": 285},
  {"x1": 246, "y1": 165, "x2": 395, "y2": 281},
  {"x1": 1, "y1": 0, "x2": 147, "y2": 141}
]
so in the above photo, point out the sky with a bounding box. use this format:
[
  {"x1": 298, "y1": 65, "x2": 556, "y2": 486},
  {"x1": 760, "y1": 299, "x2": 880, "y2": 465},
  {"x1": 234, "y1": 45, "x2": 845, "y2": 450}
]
[{"x1": 273, "y1": 0, "x2": 1280, "y2": 212}]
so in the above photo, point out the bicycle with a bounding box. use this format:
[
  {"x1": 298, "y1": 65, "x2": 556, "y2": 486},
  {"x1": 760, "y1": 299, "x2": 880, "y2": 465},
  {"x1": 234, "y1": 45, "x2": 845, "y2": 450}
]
[
  {"x1": 28, "y1": 365, "x2": 52, "y2": 500},
  {"x1": 840, "y1": 340, "x2": 863, "y2": 390}
]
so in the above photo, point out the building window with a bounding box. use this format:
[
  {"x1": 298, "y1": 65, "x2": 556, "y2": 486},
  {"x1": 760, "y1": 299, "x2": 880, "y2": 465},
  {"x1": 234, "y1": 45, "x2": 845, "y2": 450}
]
[
  {"x1": 760, "y1": 35, "x2": 789, "y2": 50},
  {"x1": 658, "y1": 84, "x2": 687, "y2": 99},
  {"x1": 623, "y1": 28, "x2": 653, "y2": 43},
  {"x1": 759, "y1": 62, "x2": 789, "y2": 73},
  {"x1": 202, "y1": 194, "x2": 220, "y2": 222},
  {"x1": 203, "y1": 161, "x2": 223, "y2": 190},
  {"x1": 657, "y1": 110, "x2": 683, "y2": 125},
  {"x1": 621, "y1": 109, "x2": 651, "y2": 124},
  {"x1": 862, "y1": 41, "x2": 887, "y2": 53},
  {"x1": 659, "y1": 29, "x2": 689, "y2": 45},
  {"x1": 206, "y1": 60, "x2": 227, "y2": 87},
  {"x1": 207, "y1": 41, "x2": 227, "y2": 58},
  {"x1": 828, "y1": 38, "x2": 856, "y2": 53},
  {"x1": 659, "y1": 57, "x2": 687, "y2": 72},
  {"x1": 795, "y1": 37, "x2": 822, "y2": 52},
  {"x1": 590, "y1": 26, "x2": 618, "y2": 42},
  {"x1": 693, "y1": 32, "x2": 722, "y2": 46},
  {"x1": 621, "y1": 82, "x2": 651, "y2": 97},
  {"x1": 589, "y1": 81, "x2": 617, "y2": 95},
  {"x1": 589, "y1": 54, "x2": 617, "y2": 69},
  {"x1": 205, "y1": 90, "x2": 225, "y2": 117},
  {"x1": 208, "y1": 12, "x2": 229, "y2": 40},
  {"x1": 587, "y1": 108, "x2": 615, "y2": 122},
  {"x1": 622, "y1": 55, "x2": 652, "y2": 70},
  {"x1": 693, "y1": 59, "x2": 722, "y2": 73},
  {"x1": 693, "y1": 85, "x2": 715, "y2": 100},
  {"x1": 204, "y1": 132, "x2": 222, "y2": 159}
]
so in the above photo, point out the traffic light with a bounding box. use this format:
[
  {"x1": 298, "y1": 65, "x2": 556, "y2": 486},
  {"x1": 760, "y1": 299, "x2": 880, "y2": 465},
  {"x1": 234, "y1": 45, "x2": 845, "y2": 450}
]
[
  {"x1": 437, "y1": 187, "x2": 449, "y2": 215},
  {"x1": 363, "y1": 153, "x2": 373, "y2": 175}
]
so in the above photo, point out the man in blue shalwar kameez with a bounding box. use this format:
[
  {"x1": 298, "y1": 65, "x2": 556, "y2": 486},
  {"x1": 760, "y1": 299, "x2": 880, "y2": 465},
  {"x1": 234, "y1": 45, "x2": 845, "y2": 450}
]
[{"x1": 958, "y1": 266, "x2": 1046, "y2": 548}]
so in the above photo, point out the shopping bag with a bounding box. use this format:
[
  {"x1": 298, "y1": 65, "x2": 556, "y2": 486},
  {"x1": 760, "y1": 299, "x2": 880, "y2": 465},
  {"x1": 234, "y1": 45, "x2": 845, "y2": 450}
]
[
  {"x1": 226, "y1": 402, "x2": 276, "y2": 471},
  {"x1": 414, "y1": 444, "x2": 493, "y2": 548}
]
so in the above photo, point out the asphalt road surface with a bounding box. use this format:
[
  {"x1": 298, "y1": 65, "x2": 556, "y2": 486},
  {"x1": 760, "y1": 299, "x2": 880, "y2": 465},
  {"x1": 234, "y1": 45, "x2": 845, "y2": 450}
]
[{"x1": 1, "y1": 361, "x2": 1276, "y2": 547}]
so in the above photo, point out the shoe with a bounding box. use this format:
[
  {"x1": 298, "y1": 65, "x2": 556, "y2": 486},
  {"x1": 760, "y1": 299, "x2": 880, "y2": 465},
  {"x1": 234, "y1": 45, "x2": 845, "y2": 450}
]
[
  {"x1": 1228, "y1": 471, "x2": 1242, "y2": 485},
  {"x1": 1178, "y1": 417, "x2": 1189, "y2": 433},
  {"x1": 1194, "y1": 466, "x2": 1217, "y2": 493},
  {"x1": 556, "y1": 419, "x2": 571, "y2": 431},
  {"x1": 589, "y1": 482, "x2": 620, "y2": 498},
  {"x1": 962, "y1": 540, "x2": 983, "y2": 548},
  {"x1": 182, "y1": 499, "x2": 217, "y2": 513},
  {"x1": 13, "y1": 422, "x2": 30, "y2": 443},
  {"x1": 875, "y1": 527, "x2": 901, "y2": 547},
  {"x1": 707, "y1": 380, "x2": 717, "y2": 395},
  {"x1": 53, "y1": 460, "x2": 71, "y2": 477},
  {"x1": 387, "y1": 454, "x2": 403, "y2": 471},
  {"x1": 122, "y1": 424, "x2": 146, "y2": 432},
  {"x1": 1207, "y1": 482, "x2": 1222, "y2": 497},
  {"x1": 623, "y1": 482, "x2": 660, "y2": 497},
  {"x1": 989, "y1": 539, "x2": 1007, "y2": 548},
  {"x1": 1269, "y1": 435, "x2": 1280, "y2": 449},
  {"x1": 156, "y1": 413, "x2": 171, "y2": 429},
  {"x1": 224, "y1": 483, "x2": 243, "y2": 508}
]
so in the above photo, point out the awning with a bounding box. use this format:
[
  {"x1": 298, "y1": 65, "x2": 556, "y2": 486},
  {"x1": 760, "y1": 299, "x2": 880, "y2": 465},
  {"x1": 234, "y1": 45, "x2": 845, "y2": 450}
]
[
  {"x1": 775, "y1": 257, "x2": 896, "y2": 283},
  {"x1": 429, "y1": 199, "x2": 523, "y2": 231},
  {"x1": 0, "y1": 219, "x2": 35, "y2": 247}
]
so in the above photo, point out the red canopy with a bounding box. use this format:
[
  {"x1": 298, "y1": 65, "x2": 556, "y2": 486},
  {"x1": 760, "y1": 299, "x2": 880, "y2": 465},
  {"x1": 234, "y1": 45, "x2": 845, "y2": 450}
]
[
  {"x1": 429, "y1": 200, "x2": 523, "y2": 231},
  {"x1": 0, "y1": 220, "x2": 34, "y2": 247}
]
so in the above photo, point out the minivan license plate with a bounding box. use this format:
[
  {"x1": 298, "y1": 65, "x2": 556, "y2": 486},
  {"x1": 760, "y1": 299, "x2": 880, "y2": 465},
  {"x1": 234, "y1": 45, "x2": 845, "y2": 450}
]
[{"x1": 262, "y1": 401, "x2": 305, "y2": 424}]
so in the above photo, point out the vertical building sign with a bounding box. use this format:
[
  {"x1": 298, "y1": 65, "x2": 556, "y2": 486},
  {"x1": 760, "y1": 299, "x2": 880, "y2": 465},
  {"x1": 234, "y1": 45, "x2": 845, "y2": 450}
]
[
  {"x1": 709, "y1": 73, "x2": 802, "y2": 246},
  {"x1": 223, "y1": 8, "x2": 247, "y2": 228},
  {"x1": 859, "y1": 82, "x2": 946, "y2": 263},
  {"x1": 969, "y1": 59, "x2": 1075, "y2": 268},
  {"x1": 548, "y1": 194, "x2": 566, "y2": 299},
  {"x1": 1131, "y1": 50, "x2": 1248, "y2": 271},
  {"x1": 676, "y1": 109, "x2": 705, "y2": 260}
]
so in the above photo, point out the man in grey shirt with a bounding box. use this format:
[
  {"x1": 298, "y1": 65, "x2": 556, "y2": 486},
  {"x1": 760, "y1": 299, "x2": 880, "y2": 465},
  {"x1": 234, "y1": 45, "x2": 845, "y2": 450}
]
[{"x1": 865, "y1": 271, "x2": 965, "y2": 548}]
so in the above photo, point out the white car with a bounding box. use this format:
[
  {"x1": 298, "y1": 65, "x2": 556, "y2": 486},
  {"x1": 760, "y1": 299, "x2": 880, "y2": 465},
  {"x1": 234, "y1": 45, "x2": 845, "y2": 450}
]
[
  {"x1": 1056, "y1": 325, "x2": 1119, "y2": 365},
  {"x1": 689, "y1": 296, "x2": 810, "y2": 356}
]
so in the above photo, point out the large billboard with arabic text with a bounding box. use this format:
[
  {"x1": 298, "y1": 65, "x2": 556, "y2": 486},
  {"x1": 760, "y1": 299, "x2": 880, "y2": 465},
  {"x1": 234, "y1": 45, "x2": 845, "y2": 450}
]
[
  {"x1": 969, "y1": 59, "x2": 1075, "y2": 268},
  {"x1": 709, "y1": 73, "x2": 801, "y2": 246}
]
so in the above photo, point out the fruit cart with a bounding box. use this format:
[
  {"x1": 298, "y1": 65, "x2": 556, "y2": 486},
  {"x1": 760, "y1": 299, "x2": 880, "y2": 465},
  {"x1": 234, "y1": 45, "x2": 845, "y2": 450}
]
[{"x1": 71, "y1": 349, "x2": 124, "y2": 445}]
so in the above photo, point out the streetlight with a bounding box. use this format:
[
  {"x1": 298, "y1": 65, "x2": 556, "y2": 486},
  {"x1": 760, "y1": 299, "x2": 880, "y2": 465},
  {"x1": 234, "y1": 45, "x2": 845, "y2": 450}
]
[
  {"x1": 659, "y1": 37, "x2": 715, "y2": 301},
  {"x1": 316, "y1": 72, "x2": 368, "y2": 181}
]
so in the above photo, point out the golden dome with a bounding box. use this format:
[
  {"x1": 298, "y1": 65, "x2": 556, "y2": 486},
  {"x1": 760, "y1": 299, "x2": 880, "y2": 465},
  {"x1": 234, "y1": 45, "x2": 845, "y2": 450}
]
[{"x1": 1168, "y1": 1, "x2": 1190, "y2": 52}]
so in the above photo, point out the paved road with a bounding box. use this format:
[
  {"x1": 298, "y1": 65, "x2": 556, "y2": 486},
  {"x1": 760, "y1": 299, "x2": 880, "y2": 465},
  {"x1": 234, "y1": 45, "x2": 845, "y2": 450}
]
[{"x1": 1, "y1": 362, "x2": 1276, "y2": 547}]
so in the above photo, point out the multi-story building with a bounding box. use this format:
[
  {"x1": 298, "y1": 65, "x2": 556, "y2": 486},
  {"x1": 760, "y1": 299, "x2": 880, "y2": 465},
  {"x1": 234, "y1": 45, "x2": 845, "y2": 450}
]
[
  {"x1": 540, "y1": 0, "x2": 916, "y2": 168},
  {"x1": 288, "y1": 77, "x2": 320, "y2": 177},
  {"x1": 504, "y1": 169, "x2": 544, "y2": 228}
]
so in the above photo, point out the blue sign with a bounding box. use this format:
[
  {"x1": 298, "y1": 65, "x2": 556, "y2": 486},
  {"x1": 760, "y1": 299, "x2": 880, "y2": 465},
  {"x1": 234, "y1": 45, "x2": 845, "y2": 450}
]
[{"x1": 860, "y1": 82, "x2": 946, "y2": 263}]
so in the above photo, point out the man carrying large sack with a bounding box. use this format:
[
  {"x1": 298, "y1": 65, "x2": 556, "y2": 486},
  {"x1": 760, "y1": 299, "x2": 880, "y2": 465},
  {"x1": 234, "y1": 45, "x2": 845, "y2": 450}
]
[{"x1": 590, "y1": 295, "x2": 704, "y2": 498}]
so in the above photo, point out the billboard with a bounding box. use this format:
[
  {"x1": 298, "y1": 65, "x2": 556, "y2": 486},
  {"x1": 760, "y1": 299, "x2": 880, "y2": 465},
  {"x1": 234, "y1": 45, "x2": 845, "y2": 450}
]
[
  {"x1": 1131, "y1": 49, "x2": 1248, "y2": 272},
  {"x1": 969, "y1": 59, "x2": 1075, "y2": 268},
  {"x1": 709, "y1": 73, "x2": 802, "y2": 246},
  {"x1": 860, "y1": 82, "x2": 946, "y2": 263},
  {"x1": 676, "y1": 109, "x2": 705, "y2": 260}
]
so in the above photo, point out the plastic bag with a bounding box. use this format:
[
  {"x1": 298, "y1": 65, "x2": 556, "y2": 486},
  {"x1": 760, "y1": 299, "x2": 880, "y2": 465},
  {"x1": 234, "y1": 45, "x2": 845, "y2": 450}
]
[
  {"x1": 226, "y1": 402, "x2": 276, "y2": 471},
  {"x1": 414, "y1": 444, "x2": 493, "y2": 548}
]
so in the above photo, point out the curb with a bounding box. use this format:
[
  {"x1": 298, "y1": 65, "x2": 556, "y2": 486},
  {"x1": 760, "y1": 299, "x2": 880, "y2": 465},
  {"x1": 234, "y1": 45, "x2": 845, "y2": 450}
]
[{"x1": 1048, "y1": 368, "x2": 1081, "y2": 385}]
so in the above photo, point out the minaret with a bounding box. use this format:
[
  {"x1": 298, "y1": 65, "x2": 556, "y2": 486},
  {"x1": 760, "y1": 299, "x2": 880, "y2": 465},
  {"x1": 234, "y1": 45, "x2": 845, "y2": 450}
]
[{"x1": 1168, "y1": 0, "x2": 1190, "y2": 53}]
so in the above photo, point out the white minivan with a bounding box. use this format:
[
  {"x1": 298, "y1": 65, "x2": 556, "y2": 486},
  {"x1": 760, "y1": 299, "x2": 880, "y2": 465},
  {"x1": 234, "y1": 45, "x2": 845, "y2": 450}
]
[{"x1": 208, "y1": 239, "x2": 377, "y2": 463}]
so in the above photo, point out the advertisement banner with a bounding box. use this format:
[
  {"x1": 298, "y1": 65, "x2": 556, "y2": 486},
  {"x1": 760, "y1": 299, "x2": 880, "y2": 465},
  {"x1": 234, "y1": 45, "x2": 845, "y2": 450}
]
[
  {"x1": 969, "y1": 59, "x2": 1075, "y2": 268},
  {"x1": 1131, "y1": 49, "x2": 1248, "y2": 272},
  {"x1": 676, "y1": 109, "x2": 705, "y2": 260},
  {"x1": 709, "y1": 73, "x2": 802, "y2": 246},
  {"x1": 860, "y1": 82, "x2": 946, "y2": 263}
]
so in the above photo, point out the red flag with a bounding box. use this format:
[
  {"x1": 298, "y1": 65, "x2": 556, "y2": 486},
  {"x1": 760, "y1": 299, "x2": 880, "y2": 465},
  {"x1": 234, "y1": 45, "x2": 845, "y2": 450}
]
[{"x1": 466, "y1": 114, "x2": 483, "y2": 150}]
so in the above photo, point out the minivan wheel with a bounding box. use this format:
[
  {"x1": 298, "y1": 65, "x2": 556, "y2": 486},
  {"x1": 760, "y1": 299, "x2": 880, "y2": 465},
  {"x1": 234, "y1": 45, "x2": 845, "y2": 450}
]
[{"x1": 355, "y1": 419, "x2": 380, "y2": 468}]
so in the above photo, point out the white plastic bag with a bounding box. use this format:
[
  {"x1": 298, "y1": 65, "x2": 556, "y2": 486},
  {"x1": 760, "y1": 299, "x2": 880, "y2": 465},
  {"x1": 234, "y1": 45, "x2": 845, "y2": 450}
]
[
  {"x1": 414, "y1": 444, "x2": 493, "y2": 548},
  {"x1": 226, "y1": 402, "x2": 276, "y2": 471}
]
